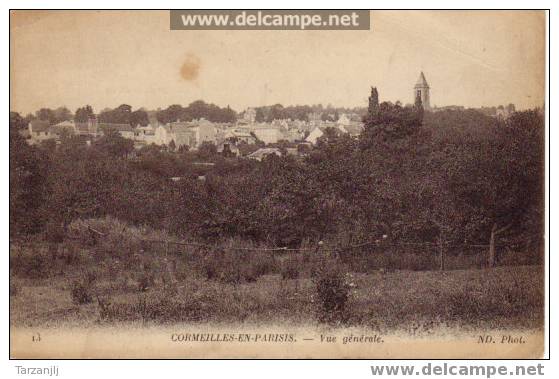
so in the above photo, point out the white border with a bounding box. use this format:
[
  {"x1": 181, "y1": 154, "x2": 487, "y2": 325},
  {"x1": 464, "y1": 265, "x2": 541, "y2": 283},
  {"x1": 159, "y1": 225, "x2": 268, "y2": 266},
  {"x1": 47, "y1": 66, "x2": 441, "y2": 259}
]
[{"x1": 1, "y1": 2, "x2": 554, "y2": 378}]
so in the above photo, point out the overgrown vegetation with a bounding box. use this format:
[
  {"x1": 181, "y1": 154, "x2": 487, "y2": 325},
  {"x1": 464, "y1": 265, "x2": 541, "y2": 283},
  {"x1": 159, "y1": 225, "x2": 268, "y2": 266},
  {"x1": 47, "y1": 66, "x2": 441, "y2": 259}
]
[
  {"x1": 9, "y1": 97, "x2": 545, "y2": 329},
  {"x1": 10, "y1": 104, "x2": 544, "y2": 262},
  {"x1": 71, "y1": 275, "x2": 95, "y2": 305},
  {"x1": 314, "y1": 265, "x2": 350, "y2": 324},
  {"x1": 8, "y1": 218, "x2": 545, "y2": 329}
]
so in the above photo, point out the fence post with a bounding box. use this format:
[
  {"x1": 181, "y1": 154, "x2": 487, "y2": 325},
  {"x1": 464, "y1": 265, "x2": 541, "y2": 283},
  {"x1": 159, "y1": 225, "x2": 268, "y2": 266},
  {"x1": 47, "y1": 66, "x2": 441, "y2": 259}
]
[
  {"x1": 438, "y1": 238, "x2": 445, "y2": 271},
  {"x1": 165, "y1": 241, "x2": 177, "y2": 284}
]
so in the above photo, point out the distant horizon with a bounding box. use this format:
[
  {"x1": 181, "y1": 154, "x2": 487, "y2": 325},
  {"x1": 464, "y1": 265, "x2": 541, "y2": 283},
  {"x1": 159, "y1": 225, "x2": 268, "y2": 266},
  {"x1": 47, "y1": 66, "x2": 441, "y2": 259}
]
[
  {"x1": 11, "y1": 10, "x2": 545, "y2": 115},
  {"x1": 11, "y1": 97, "x2": 534, "y2": 119}
]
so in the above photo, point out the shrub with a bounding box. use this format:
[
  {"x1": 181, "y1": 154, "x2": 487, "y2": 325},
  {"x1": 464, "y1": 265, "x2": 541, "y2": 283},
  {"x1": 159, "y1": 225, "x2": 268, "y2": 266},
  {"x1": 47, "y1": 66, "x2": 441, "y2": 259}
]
[
  {"x1": 71, "y1": 271, "x2": 96, "y2": 305},
  {"x1": 314, "y1": 265, "x2": 350, "y2": 324},
  {"x1": 71, "y1": 281, "x2": 93, "y2": 305},
  {"x1": 68, "y1": 217, "x2": 177, "y2": 258},
  {"x1": 281, "y1": 257, "x2": 300, "y2": 280}
]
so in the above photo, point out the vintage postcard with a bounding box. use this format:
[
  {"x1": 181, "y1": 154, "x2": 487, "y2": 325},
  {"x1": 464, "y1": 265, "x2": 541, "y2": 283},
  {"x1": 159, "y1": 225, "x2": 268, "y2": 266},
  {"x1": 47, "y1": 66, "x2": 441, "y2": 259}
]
[{"x1": 9, "y1": 9, "x2": 547, "y2": 359}]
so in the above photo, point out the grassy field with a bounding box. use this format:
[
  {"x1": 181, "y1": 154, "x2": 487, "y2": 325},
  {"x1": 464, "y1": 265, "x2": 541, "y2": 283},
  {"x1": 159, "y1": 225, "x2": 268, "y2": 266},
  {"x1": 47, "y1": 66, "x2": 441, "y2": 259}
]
[
  {"x1": 9, "y1": 218, "x2": 544, "y2": 333},
  {"x1": 10, "y1": 260, "x2": 544, "y2": 333}
]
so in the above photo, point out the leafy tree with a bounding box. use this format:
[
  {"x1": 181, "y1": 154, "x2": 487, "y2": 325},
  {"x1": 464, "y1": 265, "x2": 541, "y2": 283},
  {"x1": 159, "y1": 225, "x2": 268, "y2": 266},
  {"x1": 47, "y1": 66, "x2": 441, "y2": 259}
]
[
  {"x1": 130, "y1": 109, "x2": 149, "y2": 127},
  {"x1": 156, "y1": 104, "x2": 184, "y2": 124},
  {"x1": 9, "y1": 130, "x2": 49, "y2": 236},
  {"x1": 75, "y1": 105, "x2": 95, "y2": 122},
  {"x1": 93, "y1": 130, "x2": 134, "y2": 158},
  {"x1": 98, "y1": 104, "x2": 132, "y2": 124},
  {"x1": 35, "y1": 108, "x2": 56, "y2": 125},
  {"x1": 53, "y1": 107, "x2": 73, "y2": 123},
  {"x1": 43, "y1": 146, "x2": 121, "y2": 227},
  {"x1": 10, "y1": 112, "x2": 27, "y2": 130},
  {"x1": 360, "y1": 102, "x2": 423, "y2": 148},
  {"x1": 446, "y1": 110, "x2": 544, "y2": 265},
  {"x1": 156, "y1": 101, "x2": 237, "y2": 124}
]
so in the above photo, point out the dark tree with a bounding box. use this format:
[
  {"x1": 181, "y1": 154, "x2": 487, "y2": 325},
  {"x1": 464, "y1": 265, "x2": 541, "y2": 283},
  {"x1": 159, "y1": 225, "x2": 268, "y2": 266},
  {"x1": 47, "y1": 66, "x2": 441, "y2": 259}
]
[
  {"x1": 98, "y1": 104, "x2": 132, "y2": 124},
  {"x1": 10, "y1": 112, "x2": 27, "y2": 130},
  {"x1": 130, "y1": 109, "x2": 149, "y2": 126},
  {"x1": 36, "y1": 108, "x2": 57, "y2": 125},
  {"x1": 9, "y1": 130, "x2": 49, "y2": 236},
  {"x1": 75, "y1": 105, "x2": 95, "y2": 122},
  {"x1": 93, "y1": 130, "x2": 134, "y2": 158}
]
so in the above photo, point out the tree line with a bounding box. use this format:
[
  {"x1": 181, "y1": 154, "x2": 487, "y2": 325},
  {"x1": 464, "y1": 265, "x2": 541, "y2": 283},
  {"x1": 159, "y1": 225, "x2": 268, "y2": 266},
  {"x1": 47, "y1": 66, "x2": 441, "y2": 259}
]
[
  {"x1": 15, "y1": 101, "x2": 372, "y2": 129},
  {"x1": 10, "y1": 101, "x2": 544, "y2": 266}
]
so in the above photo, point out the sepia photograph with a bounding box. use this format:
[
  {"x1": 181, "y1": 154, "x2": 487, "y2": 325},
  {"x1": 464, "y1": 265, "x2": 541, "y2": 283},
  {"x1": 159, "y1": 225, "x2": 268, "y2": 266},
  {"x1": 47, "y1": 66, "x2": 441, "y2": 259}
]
[{"x1": 8, "y1": 9, "x2": 547, "y2": 359}]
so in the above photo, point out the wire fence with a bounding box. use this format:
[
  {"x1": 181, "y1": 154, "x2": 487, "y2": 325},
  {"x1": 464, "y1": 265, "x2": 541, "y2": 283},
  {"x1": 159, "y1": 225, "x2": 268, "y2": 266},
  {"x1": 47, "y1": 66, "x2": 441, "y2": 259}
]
[
  {"x1": 81, "y1": 223, "x2": 544, "y2": 275},
  {"x1": 83, "y1": 223, "x2": 542, "y2": 250}
]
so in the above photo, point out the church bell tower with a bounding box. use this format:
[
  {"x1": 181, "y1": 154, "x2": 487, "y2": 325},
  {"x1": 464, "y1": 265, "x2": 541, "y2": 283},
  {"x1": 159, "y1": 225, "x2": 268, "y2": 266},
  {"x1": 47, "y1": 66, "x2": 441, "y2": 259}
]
[{"x1": 414, "y1": 72, "x2": 430, "y2": 110}]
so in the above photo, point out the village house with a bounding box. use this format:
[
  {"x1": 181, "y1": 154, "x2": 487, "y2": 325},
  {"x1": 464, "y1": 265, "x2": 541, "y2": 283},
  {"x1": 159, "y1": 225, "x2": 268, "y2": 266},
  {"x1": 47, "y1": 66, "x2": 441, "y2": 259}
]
[
  {"x1": 49, "y1": 120, "x2": 78, "y2": 139},
  {"x1": 28, "y1": 119, "x2": 78, "y2": 144},
  {"x1": 192, "y1": 118, "x2": 218, "y2": 147},
  {"x1": 338, "y1": 123, "x2": 364, "y2": 137},
  {"x1": 173, "y1": 124, "x2": 197, "y2": 149},
  {"x1": 134, "y1": 124, "x2": 156, "y2": 144},
  {"x1": 154, "y1": 124, "x2": 173, "y2": 146},
  {"x1": 337, "y1": 113, "x2": 351, "y2": 126},
  {"x1": 305, "y1": 126, "x2": 329, "y2": 145},
  {"x1": 98, "y1": 123, "x2": 135, "y2": 139},
  {"x1": 221, "y1": 128, "x2": 257, "y2": 144},
  {"x1": 251, "y1": 125, "x2": 284, "y2": 144},
  {"x1": 28, "y1": 120, "x2": 54, "y2": 144},
  {"x1": 154, "y1": 119, "x2": 217, "y2": 149},
  {"x1": 75, "y1": 118, "x2": 99, "y2": 137},
  {"x1": 305, "y1": 116, "x2": 364, "y2": 145}
]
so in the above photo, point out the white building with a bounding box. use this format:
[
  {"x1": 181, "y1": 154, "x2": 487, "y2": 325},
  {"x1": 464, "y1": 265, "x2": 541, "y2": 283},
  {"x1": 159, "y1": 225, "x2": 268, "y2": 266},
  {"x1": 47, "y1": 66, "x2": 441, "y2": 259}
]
[
  {"x1": 305, "y1": 126, "x2": 327, "y2": 145},
  {"x1": 154, "y1": 125, "x2": 174, "y2": 146},
  {"x1": 252, "y1": 126, "x2": 285, "y2": 144},
  {"x1": 154, "y1": 119, "x2": 217, "y2": 149}
]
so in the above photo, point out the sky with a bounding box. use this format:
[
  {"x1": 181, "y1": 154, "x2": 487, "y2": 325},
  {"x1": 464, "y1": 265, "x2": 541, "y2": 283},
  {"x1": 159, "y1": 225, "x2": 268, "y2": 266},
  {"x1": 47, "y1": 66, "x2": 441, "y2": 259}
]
[{"x1": 10, "y1": 10, "x2": 546, "y2": 115}]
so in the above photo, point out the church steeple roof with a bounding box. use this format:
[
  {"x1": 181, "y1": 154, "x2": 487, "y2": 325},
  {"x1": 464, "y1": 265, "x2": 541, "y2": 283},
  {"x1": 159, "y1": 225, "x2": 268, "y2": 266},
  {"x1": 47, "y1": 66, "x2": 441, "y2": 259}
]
[{"x1": 414, "y1": 71, "x2": 429, "y2": 88}]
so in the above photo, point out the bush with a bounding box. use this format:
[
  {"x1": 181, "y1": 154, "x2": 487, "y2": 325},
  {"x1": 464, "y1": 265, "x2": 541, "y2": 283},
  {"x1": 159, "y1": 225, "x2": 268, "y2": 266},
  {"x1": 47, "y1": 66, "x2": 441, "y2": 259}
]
[
  {"x1": 281, "y1": 257, "x2": 300, "y2": 280},
  {"x1": 314, "y1": 265, "x2": 350, "y2": 324},
  {"x1": 71, "y1": 281, "x2": 93, "y2": 305},
  {"x1": 68, "y1": 217, "x2": 176, "y2": 258},
  {"x1": 71, "y1": 271, "x2": 96, "y2": 305}
]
